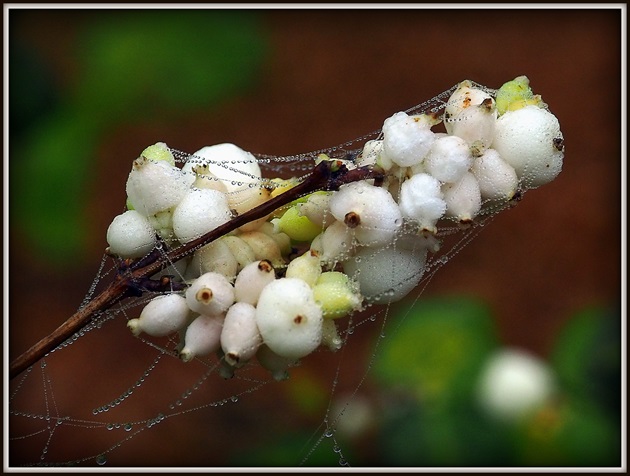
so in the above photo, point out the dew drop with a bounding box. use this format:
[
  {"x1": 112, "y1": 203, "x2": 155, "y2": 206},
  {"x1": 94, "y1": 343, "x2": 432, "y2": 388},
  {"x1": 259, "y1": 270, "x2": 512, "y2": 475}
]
[
  {"x1": 333, "y1": 445, "x2": 341, "y2": 453},
  {"x1": 106, "y1": 423, "x2": 114, "y2": 431},
  {"x1": 324, "y1": 429, "x2": 333, "y2": 438},
  {"x1": 124, "y1": 423, "x2": 133, "y2": 432},
  {"x1": 95, "y1": 454, "x2": 107, "y2": 466},
  {"x1": 231, "y1": 395, "x2": 239, "y2": 403}
]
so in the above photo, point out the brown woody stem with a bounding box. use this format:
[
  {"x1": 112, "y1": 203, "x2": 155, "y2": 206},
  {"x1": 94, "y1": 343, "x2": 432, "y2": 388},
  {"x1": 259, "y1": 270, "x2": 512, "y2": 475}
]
[{"x1": 9, "y1": 161, "x2": 382, "y2": 380}]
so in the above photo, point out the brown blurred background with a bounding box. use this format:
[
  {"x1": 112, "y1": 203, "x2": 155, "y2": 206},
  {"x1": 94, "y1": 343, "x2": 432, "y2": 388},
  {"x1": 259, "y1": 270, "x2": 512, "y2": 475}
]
[{"x1": 8, "y1": 7, "x2": 622, "y2": 467}]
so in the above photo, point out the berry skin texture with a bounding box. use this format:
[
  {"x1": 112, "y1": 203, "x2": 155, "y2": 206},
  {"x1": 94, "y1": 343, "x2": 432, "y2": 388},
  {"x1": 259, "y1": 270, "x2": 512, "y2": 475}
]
[
  {"x1": 179, "y1": 314, "x2": 224, "y2": 363},
  {"x1": 238, "y1": 231, "x2": 285, "y2": 269},
  {"x1": 471, "y1": 148, "x2": 519, "y2": 201},
  {"x1": 126, "y1": 156, "x2": 191, "y2": 217},
  {"x1": 423, "y1": 135, "x2": 474, "y2": 184},
  {"x1": 398, "y1": 173, "x2": 446, "y2": 234},
  {"x1": 172, "y1": 188, "x2": 232, "y2": 244},
  {"x1": 188, "y1": 239, "x2": 239, "y2": 282},
  {"x1": 330, "y1": 181, "x2": 403, "y2": 247},
  {"x1": 255, "y1": 278, "x2": 323, "y2": 360},
  {"x1": 106, "y1": 210, "x2": 157, "y2": 258},
  {"x1": 442, "y1": 171, "x2": 482, "y2": 224},
  {"x1": 285, "y1": 250, "x2": 322, "y2": 287},
  {"x1": 381, "y1": 111, "x2": 436, "y2": 167},
  {"x1": 185, "y1": 272, "x2": 235, "y2": 317},
  {"x1": 220, "y1": 302, "x2": 262, "y2": 367},
  {"x1": 233, "y1": 260, "x2": 276, "y2": 305},
  {"x1": 127, "y1": 294, "x2": 190, "y2": 337},
  {"x1": 343, "y1": 244, "x2": 428, "y2": 304},
  {"x1": 492, "y1": 105, "x2": 564, "y2": 189},
  {"x1": 189, "y1": 143, "x2": 262, "y2": 194}
]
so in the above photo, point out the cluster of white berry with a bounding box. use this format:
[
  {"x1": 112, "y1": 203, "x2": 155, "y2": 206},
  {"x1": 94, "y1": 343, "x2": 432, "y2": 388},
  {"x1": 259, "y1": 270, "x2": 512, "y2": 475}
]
[{"x1": 106, "y1": 76, "x2": 564, "y2": 380}]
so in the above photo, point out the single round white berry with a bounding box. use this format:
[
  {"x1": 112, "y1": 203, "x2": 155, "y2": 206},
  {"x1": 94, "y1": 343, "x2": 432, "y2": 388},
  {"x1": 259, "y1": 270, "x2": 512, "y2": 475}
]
[
  {"x1": 179, "y1": 314, "x2": 224, "y2": 362},
  {"x1": 233, "y1": 259, "x2": 276, "y2": 305},
  {"x1": 491, "y1": 105, "x2": 564, "y2": 189},
  {"x1": 381, "y1": 111, "x2": 436, "y2": 167},
  {"x1": 470, "y1": 148, "x2": 519, "y2": 201},
  {"x1": 127, "y1": 293, "x2": 190, "y2": 337},
  {"x1": 442, "y1": 172, "x2": 482, "y2": 224},
  {"x1": 125, "y1": 156, "x2": 192, "y2": 217},
  {"x1": 256, "y1": 278, "x2": 323, "y2": 360},
  {"x1": 106, "y1": 210, "x2": 157, "y2": 258},
  {"x1": 423, "y1": 135, "x2": 474, "y2": 184},
  {"x1": 476, "y1": 348, "x2": 557, "y2": 422},
  {"x1": 330, "y1": 181, "x2": 402, "y2": 247},
  {"x1": 185, "y1": 272, "x2": 235, "y2": 317},
  {"x1": 398, "y1": 173, "x2": 447, "y2": 234},
  {"x1": 342, "y1": 242, "x2": 428, "y2": 304},
  {"x1": 172, "y1": 188, "x2": 232, "y2": 244},
  {"x1": 220, "y1": 302, "x2": 262, "y2": 367}
]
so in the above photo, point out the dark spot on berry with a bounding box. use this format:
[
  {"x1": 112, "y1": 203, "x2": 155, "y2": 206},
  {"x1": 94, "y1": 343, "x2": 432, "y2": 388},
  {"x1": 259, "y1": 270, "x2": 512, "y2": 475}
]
[{"x1": 344, "y1": 211, "x2": 361, "y2": 228}]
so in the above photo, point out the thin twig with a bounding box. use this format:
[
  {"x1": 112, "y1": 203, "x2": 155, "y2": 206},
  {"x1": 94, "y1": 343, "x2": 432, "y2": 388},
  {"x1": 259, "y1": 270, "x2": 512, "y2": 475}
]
[{"x1": 9, "y1": 161, "x2": 383, "y2": 380}]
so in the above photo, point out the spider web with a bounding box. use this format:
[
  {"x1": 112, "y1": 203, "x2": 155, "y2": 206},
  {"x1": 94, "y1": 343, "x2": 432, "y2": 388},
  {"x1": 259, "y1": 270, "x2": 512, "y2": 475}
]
[{"x1": 7, "y1": 82, "x2": 530, "y2": 468}]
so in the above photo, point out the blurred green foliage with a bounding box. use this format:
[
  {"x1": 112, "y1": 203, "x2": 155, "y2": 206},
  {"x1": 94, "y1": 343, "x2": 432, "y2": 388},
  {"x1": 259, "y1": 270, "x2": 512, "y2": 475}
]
[
  {"x1": 244, "y1": 297, "x2": 621, "y2": 467},
  {"x1": 10, "y1": 10, "x2": 267, "y2": 265}
]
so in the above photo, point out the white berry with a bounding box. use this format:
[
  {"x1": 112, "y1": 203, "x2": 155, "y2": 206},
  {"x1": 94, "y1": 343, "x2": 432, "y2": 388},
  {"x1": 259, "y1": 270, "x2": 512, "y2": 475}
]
[
  {"x1": 256, "y1": 278, "x2": 323, "y2": 360},
  {"x1": 172, "y1": 188, "x2": 232, "y2": 244},
  {"x1": 442, "y1": 172, "x2": 482, "y2": 223},
  {"x1": 106, "y1": 210, "x2": 156, "y2": 258},
  {"x1": 471, "y1": 148, "x2": 519, "y2": 201},
  {"x1": 179, "y1": 314, "x2": 224, "y2": 362},
  {"x1": 330, "y1": 181, "x2": 402, "y2": 247},
  {"x1": 185, "y1": 272, "x2": 235, "y2": 316},
  {"x1": 125, "y1": 156, "x2": 191, "y2": 217},
  {"x1": 423, "y1": 135, "x2": 474, "y2": 184},
  {"x1": 342, "y1": 243, "x2": 428, "y2": 304},
  {"x1": 220, "y1": 302, "x2": 262, "y2": 367},
  {"x1": 491, "y1": 105, "x2": 564, "y2": 189},
  {"x1": 233, "y1": 260, "x2": 276, "y2": 305},
  {"x1": 398, "y1": 173, "x2": 447, "y2": 234},
  {"x1": 476, "y1": 348, "x2": 556, "y2": 421},
  {"x1": 127, "y1": 294, "x2": 190, "y2": 337},
  {"x1": 381, "y1": 111, "x2": 436, "y2": 167}
]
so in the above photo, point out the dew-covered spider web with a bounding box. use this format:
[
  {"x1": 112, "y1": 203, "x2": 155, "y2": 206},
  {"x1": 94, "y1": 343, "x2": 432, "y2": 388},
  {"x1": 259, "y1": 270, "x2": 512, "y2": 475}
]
[{"x1": 8, "y1": 82, "x2": 537, "y2": 468}]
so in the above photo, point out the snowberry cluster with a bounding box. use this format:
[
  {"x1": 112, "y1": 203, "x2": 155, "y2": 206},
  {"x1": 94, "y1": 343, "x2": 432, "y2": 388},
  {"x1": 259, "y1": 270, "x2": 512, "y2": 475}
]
[{"x1": 106, "y1": 76, "x2": 564, "y2": 380}]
